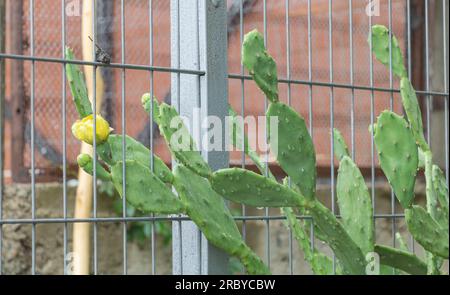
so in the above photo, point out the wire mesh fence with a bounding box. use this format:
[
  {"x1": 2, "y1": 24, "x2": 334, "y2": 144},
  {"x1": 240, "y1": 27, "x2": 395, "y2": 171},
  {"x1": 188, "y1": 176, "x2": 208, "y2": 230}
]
[{"x1": 0, "y1": 0, "x2": 448, "y2": 274}]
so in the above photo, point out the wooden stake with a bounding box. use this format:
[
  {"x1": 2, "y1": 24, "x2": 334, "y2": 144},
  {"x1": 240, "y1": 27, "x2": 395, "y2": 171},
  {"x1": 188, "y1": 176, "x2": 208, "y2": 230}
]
[{"x1": 72, "y1": 0, "x2": 105, "y2": 275}]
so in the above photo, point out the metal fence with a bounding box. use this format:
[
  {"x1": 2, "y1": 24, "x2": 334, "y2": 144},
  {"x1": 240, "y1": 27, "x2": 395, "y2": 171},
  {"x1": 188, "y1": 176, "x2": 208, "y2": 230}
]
[{"x1": 0, "y1": 0, "x2": 448, "y2": 275}]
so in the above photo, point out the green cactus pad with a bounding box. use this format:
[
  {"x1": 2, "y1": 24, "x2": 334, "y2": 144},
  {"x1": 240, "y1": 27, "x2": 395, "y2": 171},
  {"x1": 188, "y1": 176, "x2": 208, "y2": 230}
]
[
  {"x1": 77, "y1": 153, "x2": 111, "y2": 181},
  {"x1": 110, "y1": 160, "x2": 184, "y2": 214},
  {"x1": 400, "y1": 78, "x2": 428, "y2": 151},
  {"x1": 242, "y1": 29, "x2": 278, "y2": 103},
  {"x1": 336, "y1": 156, "x2": 374, "y2": 254},
  {"x1": 141, "y1": 93, "x2": 161, "y2": 123},
  {"x1": 282, "y1": 207, "x2": 336, "y2": 275},
  {"x1": 65, "y1": 47, "x2": 93, "y2": 118},
  {"x1": 395, "y1": 232, "x2": 409, "y2": 252},
  {"x1": 173, "y1": 165, "x2": 270, "y2": 275},
  {"x1": 374, "y1": 244, "x2": 427, "y2": 275},
  {"x1": 374, "y1": 111, "x2": 418, "y2": 208},
  {"x1": 228, "y1": 106, "x2": 266, "y2": 173},
  {"x1": 281, "y1": 179, "x2": 328, "y2": 244},
  {"x1": 102, "y1": 134, "x2": 173, "y2": 184},
  {"x1": 308, "y1": 200, "x2": 366, "y2": 275},
  {"x1": 157, "y1": 103, "x2": 211, "y2": 178},
  {"x1": 432, "y1": 165, "x2": 449, "y2": 213},
  {"x1": 213, "y1": 168, "x2": 365, "y2": 274},
  {"x1": 267, "y1": 102, "x2": 316, "y2": 199},
  {"x1": 433, "y1": 165, "x2": 449, "y2": 232},
  {"x1": 211, "y1": 168, "x2": 304, "y2": 208},
  {"x1": 405, "y1": 205, "x2": 449, "y2": 259},
  {"x1": 369, "y1": 25, "x2": 407, "y2": 78},
  {"x1": 333, "y1": 128, "x2": 350, "y2": 161}
]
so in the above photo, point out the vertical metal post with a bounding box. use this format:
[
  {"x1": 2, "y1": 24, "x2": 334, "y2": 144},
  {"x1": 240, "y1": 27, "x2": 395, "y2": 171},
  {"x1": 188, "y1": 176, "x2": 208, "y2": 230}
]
[
  {"x1": 0, "y1": 0, "x2": 6, "y2": 275},
  {"x1": 171, "y1": 0, "x2": 229, "y2": 275}
]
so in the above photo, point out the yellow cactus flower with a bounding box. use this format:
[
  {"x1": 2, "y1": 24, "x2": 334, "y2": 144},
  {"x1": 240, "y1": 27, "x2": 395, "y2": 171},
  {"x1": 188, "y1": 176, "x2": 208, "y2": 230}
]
[{"x1": 71, "y1": 114, "x2": 111, "y2": 145}]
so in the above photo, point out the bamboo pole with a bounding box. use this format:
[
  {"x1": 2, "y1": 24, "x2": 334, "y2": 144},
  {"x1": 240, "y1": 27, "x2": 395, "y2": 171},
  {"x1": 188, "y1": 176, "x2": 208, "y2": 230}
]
[{"x1": 72, "y1": 0, "x2": 105, "y2": 275}]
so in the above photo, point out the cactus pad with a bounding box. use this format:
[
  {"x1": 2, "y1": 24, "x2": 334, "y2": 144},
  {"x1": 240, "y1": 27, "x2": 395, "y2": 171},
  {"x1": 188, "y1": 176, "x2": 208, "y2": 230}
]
[
  {"x1": 374, "y1": 111, "x2": 418, "y2": 208},
  {"x1": 400, "y1": 78, "x2": 428, "y2": 150},
  {"x1": 158, "y1": 103, "x2": 211, "y2": 178},
  {"x1": 432, "y1": 165, "x2": 449, "y2": 213},
  {"x1": 111, "y1": 160, "x2": 184, "y2": 214},
  {"x1": 308, "y1": 200, "x2": 366, "y2": 275},
  {"x1": 141, "y1": 93, "x2": 161, "y2": 123},
  {"x1": 374, "y1": 244, "x2": 427, "y2": 275},
  {"x1": 242, "y1": 29, "x2": 278, "y2": 103},
  {"x1": 336, "y1": 156, "x2": 374, "y2": 254},
  {"x1": 65, "y1": 47, "x2": 93, "y2": 118},
  {"x1": 267, "y1": 102, "x2": 316, "y2": 199},
  {"x1": 211, "y1": 168, "x2": 304, "y2": 208},
  {"x1": 405, "y1": 205, "x2": 449, "y2": 259},
  {"x1": 282, "y1": 207, "x2": 336, "y2": 275},
  {"x1": 369, "y1": 25, "x2": 407, "y2": 78},
  {"x1": 333, "y1": 128, "x2": 350, "y2": 161},
  {"x1": 173, "y1": 165, "x2": 270, "y2": 275},
  {"x1": 105, "y1": 135, "x2": 173, "y2": 184}
]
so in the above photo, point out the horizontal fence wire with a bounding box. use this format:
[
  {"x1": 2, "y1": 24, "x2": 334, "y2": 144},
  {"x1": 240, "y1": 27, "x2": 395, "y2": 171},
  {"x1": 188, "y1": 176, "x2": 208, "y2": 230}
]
[
  {"x1": 0, "y1": 0, "x2": 448, "y2": 275},
  {"x1": 0, "y1": 213, "x2": 407, "y2": 225}
]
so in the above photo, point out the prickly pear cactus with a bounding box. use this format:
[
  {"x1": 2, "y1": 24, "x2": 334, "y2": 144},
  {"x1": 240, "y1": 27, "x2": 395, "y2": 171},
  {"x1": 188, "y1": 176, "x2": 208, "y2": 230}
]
[
  {"x1": 433, "y1": 165, "x2": 449, "y2": 216},
  {"x1": 173, "y1": 165, "x2": 270, "y2": 275},
  {"x1": 405, "y1": 205, "x2": 449, "y2": 259},
  {"x1": 267, "y1": 102, "x2": 316, "y2": 199},
  {"x1": 242, "y1": 29, "x2": 278, "y2": 103},
  {"x1": 103, "y1": 134, "x2": 173, "y2": 184},
  {"x1": 369, "y1": 25, "x2": 407, "y2": 79},
  {"x1": 395, "y1": 232, "x2": 409, "y2": 252},
  {"x1": 65, "y1": 47, "x2": 93, "y2": 118},
  {"x1": 369, "y1": 24, "x2": 448, "y2": 275},
  {"x1": 110, "y1": 160, "x2": 184, "y2": 214},
  {"x1": 374, "y1": 244, "x2": 427, "y2": 275},
  {"x1": 282, "y1": 207, "x2": 336, "y2": 275},
  {"x1": 336, "y1": 155, "x2": 374, "y2": 255},
  {"x1": 228, "y1": 106, "x2": 266, "y2": 173},
  {"x1": 77, "y1": 153, "x2": 111, "y2": 181},
  {"x1": 433, "y1": 165, "x2": 449, "y2": 234},
  {"x1": 157, "y1": 103, "x2": 211, "y2": 178},
  {"x1": 400, "y1": 78, "x2": 428, "y2": 150},
  {"x1": 308, "y1": 200, "x2": 366, "y2": 275},
  {"x1": 211, "y1": 168, "x2": 366, "y2": 274},
  {"x1": 333, "y1": 128, "x2": 350, "y2": 161},
  {"x1": 211, "y1": 168, "x2": 304, "y2": 207},
  {"x1": 141, "y1": 93, "x2": 161, "y2": 123},
  {"x1": 373, "y1": 111, "x2": 418, "y2": 208}
]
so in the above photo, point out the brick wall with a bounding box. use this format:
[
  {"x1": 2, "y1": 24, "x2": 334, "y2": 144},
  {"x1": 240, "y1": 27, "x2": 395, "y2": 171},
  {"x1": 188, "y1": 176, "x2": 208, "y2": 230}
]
[{"x1": 3, "y1": 0, "x2": 408, "y2": 183}]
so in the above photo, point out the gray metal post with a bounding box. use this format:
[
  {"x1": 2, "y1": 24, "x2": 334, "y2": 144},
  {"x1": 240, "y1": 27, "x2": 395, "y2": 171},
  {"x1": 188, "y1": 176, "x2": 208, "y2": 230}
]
[{"x1": 171, "y1": 0, "x2": 229, "y2": 275}]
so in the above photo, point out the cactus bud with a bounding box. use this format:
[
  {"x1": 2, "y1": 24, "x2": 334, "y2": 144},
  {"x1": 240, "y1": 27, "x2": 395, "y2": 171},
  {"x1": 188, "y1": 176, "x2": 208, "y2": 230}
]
[
  {"x1": 141, "y1": 93, "x2": 152, "y2": 112},
  {"x1": 76, "y1": 153, "x2": 111, "y2": 181},
  {"x1": 77, "y1": 153, "x2": 92, "y2": 167},
  {"x1": 72, "y1": 114, "x2": 111, "y2": 145}
]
